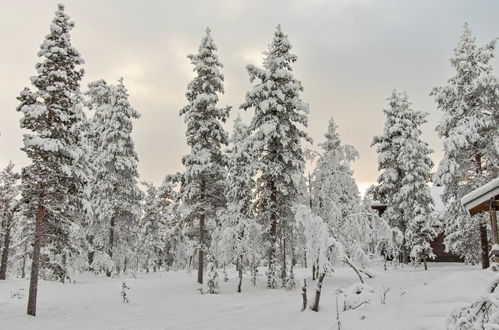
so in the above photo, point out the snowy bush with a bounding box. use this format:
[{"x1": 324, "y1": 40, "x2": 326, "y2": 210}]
[
  {"x1": 90, "y1": 251, "x2": 115, "y2": 275},
  {"x1": 448, "y1": 275, "x2": 499, "y2": 329},
  {"x1": 206, "y1": 256, "x2": 219, "y2": 294}
]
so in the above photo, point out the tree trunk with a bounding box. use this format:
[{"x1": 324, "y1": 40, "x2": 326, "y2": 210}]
[
  {"x1": 344, "y1": 258, "x2": 364, "y2": 284},
  {"x1": 281, "y1": 238, "x2": 287, "y2": 284},
  {"x1": 27, "y1": 191, "x2": 45, "y2": 316},
  {"x1": 267, "y1": 181, "x2": 278, "y2": 288},
  {"x1": 0, "y1": 211, "x2": 13, "y2": 279},
  {"x1": 237, "y1": 255, "x2": 243, "y2": 293},
  {"x1": 423, "y1": 256, "x2": 428, "y2": 270},
  {"x1": 475, "y1": 154, "x2": 489, "y2": 269},
  {"x1": 106, "y1": 217, "x2": 115, "y2": 277},
  {"x1": 480, "y1": 221, "x2": 490, "y2": 269},
  {"x1": 312, "y1": 264, "x2": 316, "y2": 280},
  {"x1": 301, "y1": 279, "x2": 307, "y2": 311},
  {"x1": 21, "y1": 242, "x2": 27, "y2": 279},
  {"x1": 197, "y1": 213, "x2": 205, "y2": 284},
  {"x1": 310, "y1": 272, "x2": 326, "y2": 312}
]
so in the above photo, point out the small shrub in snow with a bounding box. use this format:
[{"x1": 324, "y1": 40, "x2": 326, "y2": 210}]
[
  {"x1": 206, "y1": 256, "x2": 219, "y2": 294},
  {"x1": 337, "y1": 283, "x2": 375, "y2": 311},
  {"x1": 121, "y1": 282, "x2": 130, "y2": 303}
]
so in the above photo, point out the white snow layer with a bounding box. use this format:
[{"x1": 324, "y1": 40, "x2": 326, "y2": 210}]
[{"x1": 0, "y1": 263, "x2": 494, "y2": 330}]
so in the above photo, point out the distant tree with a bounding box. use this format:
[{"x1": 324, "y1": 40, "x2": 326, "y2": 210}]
[
  {"x1": 0, "y1": 162, "x2": 20, "y2": 279},
  {"x1": 178, "y1": 28, "x2": 230, "y2": 284},
  {"x1": 87, "y1": 79, "x2": 143, "y2": 276},
  {"x1": 431, "y1": 24, "x2": 499, "y2": 267},
  {"x1": 138, "y1": 182, "x2": 170, "y2": 273},
  {"x1": 212, "y1": 116, "x2": 262, "y2": 292},
  {"x1": 16, "y1": 4, "x2": 88, "y2": 316},
  {"x1": 241, "y1": 26, "x2": 310, "y2": 288}
]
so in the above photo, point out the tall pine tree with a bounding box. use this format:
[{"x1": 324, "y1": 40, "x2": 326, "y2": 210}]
[
  {"x1": 372, "y1": 90, "x2": 435, "y2": 264},
  {"x1": 179, "y1": 28, "x2": 230, "y2": 284},
  {"x1": 16, "y1": 4, "x2": 88, "y2": 315},
  {"x1": 431, "y1": 24, "x2": 499, "y2": 267},
  {"x1": 87, "y1": 79, "x2": 143, "y2": 276},
  {"x1": 241, "y1": 26, "x2": 310, "y2": 288}
]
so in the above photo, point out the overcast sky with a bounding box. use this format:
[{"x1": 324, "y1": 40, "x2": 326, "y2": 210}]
[{"x1": 0, "y1": 0, "x2": 498, "y2": 195}]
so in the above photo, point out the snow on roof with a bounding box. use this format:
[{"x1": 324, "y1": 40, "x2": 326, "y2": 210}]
[
  {"x1": 430, "y1": 185, "x2": 445, "y2": 213},
  {"x1": 461, "y1": 177, "x2": 499, "y2": 215},
  {"x1": 369, "y1": 186, "x2": 444, "y2": 213},
  {"x1": 370, "y1": 200, "x2": 386, "y2": 207}
]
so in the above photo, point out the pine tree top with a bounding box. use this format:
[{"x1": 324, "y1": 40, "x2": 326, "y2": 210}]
[{"x1": 319, "y1": 117, "x2": 341, "y2": 152}]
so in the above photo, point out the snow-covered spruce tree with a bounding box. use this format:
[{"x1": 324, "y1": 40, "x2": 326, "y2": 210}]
[
  {"x1": 0, "y1": 162, "x2": 20, "y2": 280},
  {"x1": 138, "y1": 182, "x2": 170, "y2": 273},
  {"x1": 431, "y1": 24, "x2": 499, "y2": 267},
  {"x1": 16, "y1": 4, "x2": 89, "y2": 316},
  {"x1": 179, "y1": 28, "x2": 230, "y2": 284},
  {"x1": 212, "y1": 115, "x2": 262, "y2": 292},
  {"x1": 371, "y1": 90, "x2": 434, "y2": 264},
  {"x1": 87, "y1": 79, "x2": 143, "y2": 276},
  {"x1": 397, "y1": 110, "x2": 439, "y2": 269},
  {"x1": 241, "y1": 25, "x2": 310, "y2": 288}
]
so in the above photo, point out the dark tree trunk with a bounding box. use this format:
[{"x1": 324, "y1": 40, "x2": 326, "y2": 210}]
[
  {"x1": 106, "y1": 217, "x2": 115, "y2": 277},
  {"x1": 267, "y1": 181, "x2": 278, "y2": 288},
  {"x1": 475, "y1": 154, "x2": 490, "y2": 269},
  {"x1": 310, "y1": 272, "x2": 326, "y2": 312},
  {"x1": 312, "y1": 264, "x2": 316, "y2": 280},
  {"x1": 301, "y1": 279, "x2": 307, "y2": 311},
  {"x1": 237, "y1": 255, "x2": 243, "y2": 293},
  {"x1": 423, "y1": 256, "x2": 428, "y2": 270},
  {"x1": 480, "y1": 222, "x2": 490, "y2": 269},
  {"x1": 21, "y1": 242, "x2": 27, "y2": 279},
  {"x1": 197, "y1": 213, "x2": 205, "y2": 284},
  {"x1": 281, "y1": 238, "x2": 287, "y2": 284},
  {"x1": 27, "y1": 191, "x2": 45, "y2": 316},
  {"x1": 0, "y1": 212, "x2": 13, "y2": 279}
]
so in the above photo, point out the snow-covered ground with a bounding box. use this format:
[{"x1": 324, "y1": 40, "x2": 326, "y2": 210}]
[{"x1": 0, "y1": 263, "x2": 494, "y2": 330}]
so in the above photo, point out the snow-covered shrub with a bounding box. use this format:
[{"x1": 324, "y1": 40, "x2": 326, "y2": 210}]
[
  {"x1": 336, "y1": 283, "x2": 375, "y2": 311},
  {"x1": 90, "y1": 251, "x2": 115, "y2": 275},
  {"x1": 206, "y1": 256, "x2": 219, "y2": 294},
  {"x1": 448, "y1": 275, "x2": 499, "y2": 329},
  {"x1": 121, "y1": 282, "x2": 130, "y2": 303}
]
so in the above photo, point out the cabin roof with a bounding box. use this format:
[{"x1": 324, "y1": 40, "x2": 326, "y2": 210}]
[{"x1": 461, "y1": 177, "x2": 499, "y2": 216}]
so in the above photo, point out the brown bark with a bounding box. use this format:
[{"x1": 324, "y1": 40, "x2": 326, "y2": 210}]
[
  {"x1": 0, "y1": 211, "x2": 13, "y2": 279},
  {"x1": 237, "y1": 255, "x2": 243, "y2": 293},
  {"x1": 197, "y1": 213, "x2": 205, "y2": 284},
  {"x1": 480, "y1": 222, "x2": 490, "y2": 269},
  {"x1": 27, "y1": 191, "x2": 45, "y2": 316},
  {"x1": 310, "y1": 272, "x2": 326, "y2": 312},
  {"x1": 301, "y1": 279, "x2": 307, "y2": 311},
  {"x1": 267, "y1": 181, "x2": 278, "y2": 287},
  {"x1": 475, "y1": 154, "x2": 490, "y2": 269},
  {"x1": 21, "y1": 242, "x2": 27, "y2": 279},
  {"x1": 281, "y1": 238, "x2": 287, "y2": 283}
]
